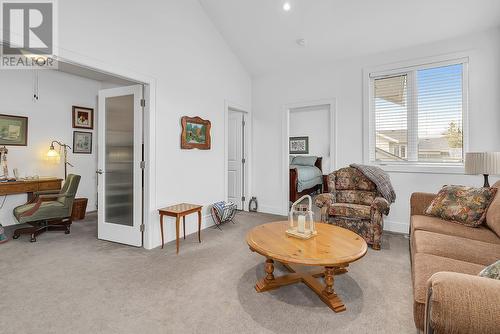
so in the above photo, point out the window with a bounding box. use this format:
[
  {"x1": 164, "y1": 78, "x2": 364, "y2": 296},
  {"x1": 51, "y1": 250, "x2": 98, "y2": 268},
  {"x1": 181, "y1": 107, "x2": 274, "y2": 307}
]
[{"x1": 367, "y1": 58, "x2": 468, "y2": 168}]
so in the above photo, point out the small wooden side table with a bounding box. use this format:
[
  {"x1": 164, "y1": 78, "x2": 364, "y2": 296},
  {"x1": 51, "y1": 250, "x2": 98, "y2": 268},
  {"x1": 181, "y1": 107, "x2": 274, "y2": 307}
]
[{"x1": 158, "y1": 203, "x2": 202, "y2": 254}]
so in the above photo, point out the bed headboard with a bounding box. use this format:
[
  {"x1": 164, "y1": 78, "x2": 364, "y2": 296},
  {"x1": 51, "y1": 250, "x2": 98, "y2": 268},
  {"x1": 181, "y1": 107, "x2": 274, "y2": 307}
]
[{"x1": 315, "y1": 157, "x2": 322, "y2": 171}]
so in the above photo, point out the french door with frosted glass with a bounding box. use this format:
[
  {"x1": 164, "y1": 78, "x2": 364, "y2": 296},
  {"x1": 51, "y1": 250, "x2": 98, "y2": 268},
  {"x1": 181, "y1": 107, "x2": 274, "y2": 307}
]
[{"x1": 97, "y1": 85, "x2": 143, "y2": 246}]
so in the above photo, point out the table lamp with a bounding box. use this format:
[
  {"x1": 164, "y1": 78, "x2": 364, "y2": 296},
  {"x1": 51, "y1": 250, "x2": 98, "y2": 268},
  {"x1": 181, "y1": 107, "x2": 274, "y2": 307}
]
[
  {"x1": 46, "y1": 141, "x2": 73, "y2": 179},
  {"x1": 464, "y1": 152, "x2": 500, "y2": 187}
]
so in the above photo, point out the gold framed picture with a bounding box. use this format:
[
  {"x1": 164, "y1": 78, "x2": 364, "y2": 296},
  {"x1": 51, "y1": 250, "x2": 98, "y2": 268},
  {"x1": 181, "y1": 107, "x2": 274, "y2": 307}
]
[{"x1": 180, "y1": 116, "x2": 211, "y2": 150}]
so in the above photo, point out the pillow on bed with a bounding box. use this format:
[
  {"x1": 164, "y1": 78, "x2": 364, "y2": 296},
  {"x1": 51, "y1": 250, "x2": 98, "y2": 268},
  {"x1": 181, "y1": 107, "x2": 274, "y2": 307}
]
[
  {"x1": 293, "y1": 156, "x2": 317, "y2": 166},
  {"x1": 289, "y1": 155, "x2": 295, "y2": 165}
]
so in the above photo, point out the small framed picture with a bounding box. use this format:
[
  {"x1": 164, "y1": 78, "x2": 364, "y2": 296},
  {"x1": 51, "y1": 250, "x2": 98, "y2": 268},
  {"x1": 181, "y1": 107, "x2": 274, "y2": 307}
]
[
  {"x1": 73, "y1": 131, "x2": 92, "y2": 154},
  {"x1": 72, "y1": 106, "x2": 94, "y2": 129},
  {"x1": 289, "y1": 136, "x2": 309, "y2": 154},
  {"x1": 0, "y1": 114, "x2": 28, "y2": 146}
]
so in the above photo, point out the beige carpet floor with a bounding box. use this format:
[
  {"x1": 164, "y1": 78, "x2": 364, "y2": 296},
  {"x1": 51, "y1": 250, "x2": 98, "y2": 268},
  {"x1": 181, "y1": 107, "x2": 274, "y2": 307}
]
[{"x1": 0, "y1": 212, "x2": 414, "y2": 334}]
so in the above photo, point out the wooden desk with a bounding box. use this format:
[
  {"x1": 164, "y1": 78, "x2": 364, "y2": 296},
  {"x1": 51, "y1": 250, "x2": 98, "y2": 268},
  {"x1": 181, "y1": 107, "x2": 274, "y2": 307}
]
[
  {"x1": 158, "y1": 203, "x2": 202, "y2": 254},
  {"x1": 0, "y1": 178, "x2": 63, "y2": 200}
]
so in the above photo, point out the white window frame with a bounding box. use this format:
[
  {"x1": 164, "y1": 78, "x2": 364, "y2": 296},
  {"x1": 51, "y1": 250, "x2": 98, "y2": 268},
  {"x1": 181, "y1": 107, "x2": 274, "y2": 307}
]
[{"x1": 363, "y1": 53, "x2": 469, "y2": 174}]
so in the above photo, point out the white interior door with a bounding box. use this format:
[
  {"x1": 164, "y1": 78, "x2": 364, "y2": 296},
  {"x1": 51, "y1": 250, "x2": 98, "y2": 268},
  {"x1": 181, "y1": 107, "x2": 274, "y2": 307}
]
[
  {"x1": 228, "y1": 110, "x2": 244, "y2": 209},
  {"x1": 97, "y1": 85, "x2": 143, "y2": 246}
]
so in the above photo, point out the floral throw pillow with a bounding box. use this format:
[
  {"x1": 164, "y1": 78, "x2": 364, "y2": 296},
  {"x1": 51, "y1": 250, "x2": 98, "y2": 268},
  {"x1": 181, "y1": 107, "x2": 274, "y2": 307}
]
[
  {"x1": 425, "y1": 185, "x2": 498, "y2": 227},
  {"x1": 479, "y1": 260, "x2": 500, "y2": 280}
]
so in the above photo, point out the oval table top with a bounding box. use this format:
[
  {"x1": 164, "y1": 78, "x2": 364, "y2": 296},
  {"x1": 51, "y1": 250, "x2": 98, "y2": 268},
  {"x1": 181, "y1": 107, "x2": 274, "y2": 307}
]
[{"x1": 246, "y1": 221, "x2": 368, "y2": 266}]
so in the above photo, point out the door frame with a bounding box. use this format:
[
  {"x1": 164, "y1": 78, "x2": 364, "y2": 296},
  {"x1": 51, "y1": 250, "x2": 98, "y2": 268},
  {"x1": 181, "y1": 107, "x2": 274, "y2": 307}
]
[
  {"x1": 54, "y1": 49, "x2": 157, "y2": 249},
  {"x1": 282, "y1": 98, "x2": 337, "y2": 216},
  {"x1": 224, "y1": 101, "x2": 251, "y2": 211}
]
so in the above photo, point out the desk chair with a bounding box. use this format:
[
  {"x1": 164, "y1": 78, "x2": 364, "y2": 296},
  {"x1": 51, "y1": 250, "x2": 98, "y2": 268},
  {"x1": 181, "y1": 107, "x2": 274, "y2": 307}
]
[{"x1": 13, "y1": 174, "x2": 81, "y2": 242}]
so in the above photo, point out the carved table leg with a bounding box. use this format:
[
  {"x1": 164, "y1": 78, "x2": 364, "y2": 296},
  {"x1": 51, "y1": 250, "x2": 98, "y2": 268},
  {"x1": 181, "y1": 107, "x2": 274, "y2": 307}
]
[
  {"x1": 265, "y1": 259, "x2": 275, "y2": 281},
  {"x1": 255, "y1": 258, "x2": 302, "y2": 292},
  {"x1": 320, "y1": 266, "x2": 346, "y2": 312},
  {"x1": 324, "y1": 266, "x2": 335, "y2": 295}
]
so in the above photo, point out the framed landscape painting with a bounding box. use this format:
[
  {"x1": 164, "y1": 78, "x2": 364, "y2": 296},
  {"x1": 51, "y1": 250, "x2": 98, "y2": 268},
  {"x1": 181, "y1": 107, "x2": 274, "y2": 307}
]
[
  {"x1": 181, "y1": 116, "x2": 211, "y2": 150},
  {"x1": 289, "y1": 136, "x2": 309, "y2": 154},
  {"x1": 73, "y1": 131, "x2": 92, "y2": 154},
  {"x1": 0, "y1": 114, "x2": 28, "y2": 146},
  {"x1": 72, "y1": 106, "x2": 94, "y2": 129}
]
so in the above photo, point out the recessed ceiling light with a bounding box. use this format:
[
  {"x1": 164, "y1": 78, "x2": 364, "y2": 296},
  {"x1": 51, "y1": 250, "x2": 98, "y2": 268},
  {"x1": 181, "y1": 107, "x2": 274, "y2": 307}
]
[
  {"x1": 283, "y1": 2, "x2": 291, "y2": 11},
  {"x1": 296, "y1": 38, "x2": 306, "y2": 46}
]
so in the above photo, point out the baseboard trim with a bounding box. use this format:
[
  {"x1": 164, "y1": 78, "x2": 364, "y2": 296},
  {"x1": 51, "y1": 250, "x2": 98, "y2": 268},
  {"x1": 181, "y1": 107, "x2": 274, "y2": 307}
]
[
  {"x1": 258, "y1": 205, "x2": 285, "y2": 216},
  {"x1": 384, "y1": 220, "x2": 409, "y2": 234}
]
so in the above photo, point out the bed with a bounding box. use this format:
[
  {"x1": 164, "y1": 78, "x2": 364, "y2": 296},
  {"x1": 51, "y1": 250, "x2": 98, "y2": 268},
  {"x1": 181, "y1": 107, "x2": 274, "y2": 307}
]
[{"x1": 289, "y1": 156, "x2": 323, "y2": 203}]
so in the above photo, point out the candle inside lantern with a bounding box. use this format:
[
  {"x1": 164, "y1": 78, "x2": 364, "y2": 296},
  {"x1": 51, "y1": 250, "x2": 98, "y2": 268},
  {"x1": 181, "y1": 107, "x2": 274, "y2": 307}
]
[{"x1": 297, "y1": 215, "x2": 306, "y2": 233}]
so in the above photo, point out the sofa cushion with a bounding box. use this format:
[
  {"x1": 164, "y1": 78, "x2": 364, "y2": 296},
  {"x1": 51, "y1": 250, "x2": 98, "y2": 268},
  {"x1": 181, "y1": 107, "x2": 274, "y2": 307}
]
[
  {"x1": 335, "y1": 190, "x2": 376, "y2": 206},
  {"x1": 412, "y1": 253, "x2": 484, "y2": 330},
  {"x1": 411, "y1": 215, "x2": 500, "y2": 245},
  {"x1": 479, "y1": 260, "x2": 500, "y2": 280},
  {"x1": 335, "y1": 167, "x2": 376, "y2": 191},
  {"x1": 424, "y1": 185, "x2": 497, "y2": 227},
  {"x1": 328, "y1": 203, "x2": 371, "y2": 219},
  {"x1": 413, "y1": 230, "x2": 500, "y2": 266},
  {"x1": 486, "y1": 181, "x2": 500, "y2": 237}
]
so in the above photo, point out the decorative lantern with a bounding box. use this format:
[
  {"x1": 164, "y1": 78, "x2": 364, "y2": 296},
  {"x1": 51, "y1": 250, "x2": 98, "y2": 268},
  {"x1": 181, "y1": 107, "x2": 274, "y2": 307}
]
[
  {"x1": 249, "y1": 196, "x2": 258, "y2": 212},
  {"x1": 286, "y1": 195, "x2": 317, "y2": 239}
]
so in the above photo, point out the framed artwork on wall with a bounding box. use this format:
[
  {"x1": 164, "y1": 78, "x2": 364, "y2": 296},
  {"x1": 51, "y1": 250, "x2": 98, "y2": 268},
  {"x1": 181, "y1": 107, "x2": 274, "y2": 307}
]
[
  {"x1": 180, "y1": 116, "x2": 211, "y2": 150},
  {"x1": 0, "y1": 114, "x2": 28, "y2": 146},
  {"x1": 289, "y1": 136, "x2": 309, "y2": 154},
  {"x1": 73, "y1": 131, "x2": 92, "y2": 154},
  {"x1": 72, "y1": 106, "x2": 94, "y2": 129}
]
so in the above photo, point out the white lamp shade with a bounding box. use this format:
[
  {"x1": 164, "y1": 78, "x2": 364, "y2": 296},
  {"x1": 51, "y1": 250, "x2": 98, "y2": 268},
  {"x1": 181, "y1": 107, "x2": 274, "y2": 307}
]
[
  {"x1": 45, "y1": 147, "x2": 61, "y2": 163},
  {"x1": 464, "y1": 152, "x2": 500, "y2": 175}
]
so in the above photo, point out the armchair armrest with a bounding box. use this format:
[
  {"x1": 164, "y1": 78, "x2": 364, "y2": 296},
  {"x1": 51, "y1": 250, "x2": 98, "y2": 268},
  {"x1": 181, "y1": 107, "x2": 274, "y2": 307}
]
[
  {"x1": 371, "y1": 197, "x2": 390, "y2": 215},
  {"x1": 425, "y1": 272, "x2": 500, "y2": 334},
  {"x1": 315, "y1": 193, "x2": 335, "y2": 208},
  {"x1": 410, "y1": 192, "x2": 436, "y2": 216}
]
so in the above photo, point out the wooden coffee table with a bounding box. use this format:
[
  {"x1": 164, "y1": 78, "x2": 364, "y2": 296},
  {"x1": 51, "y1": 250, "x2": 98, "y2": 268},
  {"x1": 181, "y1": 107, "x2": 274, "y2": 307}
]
[{"x1": 246, "y1": 221, "x2": 367, "y2": 312}]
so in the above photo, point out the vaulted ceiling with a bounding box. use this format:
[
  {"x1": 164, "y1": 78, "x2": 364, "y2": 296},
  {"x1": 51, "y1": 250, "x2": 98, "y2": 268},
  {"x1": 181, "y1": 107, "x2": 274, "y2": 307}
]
[{"x1": 199, "y1": 0, "x2": 500, "y2": 76}]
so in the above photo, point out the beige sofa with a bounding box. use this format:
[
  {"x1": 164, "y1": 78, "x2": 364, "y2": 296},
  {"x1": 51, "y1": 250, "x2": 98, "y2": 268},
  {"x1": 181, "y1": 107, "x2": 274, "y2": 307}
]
[{"x1": 410, "y1": 181, "x2": 500, "y2": 334}]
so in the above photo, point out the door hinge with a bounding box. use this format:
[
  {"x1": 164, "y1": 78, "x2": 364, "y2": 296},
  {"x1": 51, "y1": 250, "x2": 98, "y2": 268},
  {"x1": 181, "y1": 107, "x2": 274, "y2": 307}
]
[
  {"x1": 140, "y1": 224, "x2": 145, "y2": 232},
  {"x1": 242, "y1": 158, "x2": 246, "y2": 164},
  {"x1": 140, "y1": 99, "x2": 146, "y2": 107},
  {"x1": 241, "y1": 196, "x2": 245, "y2": 202},
  {"x1": 140, "y1": 161, "x2": 145, "y2": 169},
  {"x1": 242, "y1": 120, "x2": 246, "y2": 126}
]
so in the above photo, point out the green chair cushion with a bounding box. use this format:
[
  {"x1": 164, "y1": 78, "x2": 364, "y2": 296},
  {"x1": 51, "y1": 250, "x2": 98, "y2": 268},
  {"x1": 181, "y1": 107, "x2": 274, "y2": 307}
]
[{"x1": 14, "y1": 201, "x2": 68, "y2": 224}]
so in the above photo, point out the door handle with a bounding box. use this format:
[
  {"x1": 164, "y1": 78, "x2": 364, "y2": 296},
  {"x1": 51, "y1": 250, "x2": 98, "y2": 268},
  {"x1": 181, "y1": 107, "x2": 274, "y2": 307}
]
[{"x1": 96, "y1": 169, "x2": 104, "y2": 175}]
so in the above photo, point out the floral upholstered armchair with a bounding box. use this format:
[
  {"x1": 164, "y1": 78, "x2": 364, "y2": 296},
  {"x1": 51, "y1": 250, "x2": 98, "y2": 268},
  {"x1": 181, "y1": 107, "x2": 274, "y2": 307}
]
[{"x1": 315, "y1": 167, "x2": 391, "y2": 250}]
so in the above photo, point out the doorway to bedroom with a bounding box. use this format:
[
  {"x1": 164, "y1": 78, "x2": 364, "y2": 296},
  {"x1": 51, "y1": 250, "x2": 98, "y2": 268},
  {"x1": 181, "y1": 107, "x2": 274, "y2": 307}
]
[{"x1": 283, "y1": 100, "x2": 336, "y2": 214}]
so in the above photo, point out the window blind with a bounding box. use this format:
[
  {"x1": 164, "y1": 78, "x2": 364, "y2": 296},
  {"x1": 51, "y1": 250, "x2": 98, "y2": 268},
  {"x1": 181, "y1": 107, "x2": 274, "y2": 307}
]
[{"x1": 370, "y1": 61, "x2": 465, "y2": 164}]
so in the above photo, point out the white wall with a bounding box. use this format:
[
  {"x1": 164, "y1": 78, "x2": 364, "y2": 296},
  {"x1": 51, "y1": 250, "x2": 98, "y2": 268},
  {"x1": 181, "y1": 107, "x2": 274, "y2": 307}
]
[
  {"x1": 56, "y1": 0, "x2": 251, "y2": 248},
  {"x1": 0, "y1": 70, "x2": 101, "y2": 226},
  {"x1": 252, "y1": 28, "x2": 500, "y2": 232},
  {"x1": 289, "y1": 105, "x2": 331, "y2": 172}
]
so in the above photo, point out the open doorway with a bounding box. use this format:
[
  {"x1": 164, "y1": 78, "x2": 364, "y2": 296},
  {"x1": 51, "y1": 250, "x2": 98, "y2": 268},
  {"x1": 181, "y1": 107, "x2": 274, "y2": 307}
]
[
  {"x1": 0, "y1": 58, "x2": 152, "y2": 247},
  {"x1": 227, "y1": 108, "x2": 248, "y2": 210},
  {"x1": 283, "y1": 99, "x2": 336, "y2": 214}
]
